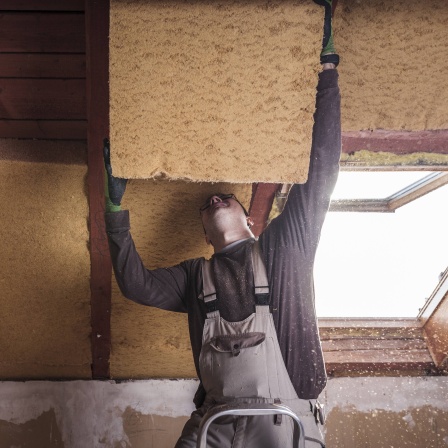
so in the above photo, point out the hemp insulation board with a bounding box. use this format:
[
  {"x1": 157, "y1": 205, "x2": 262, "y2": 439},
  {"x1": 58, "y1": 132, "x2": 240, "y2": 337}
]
[
  {"x1": 337, "y1": 0, "x2": 448, "y2": 132},
  {"x1": 109, "y1": 0, "x2": 321, "y2": 183},
  {"x1": 110, "y1": 0, "x2": 448, "y2": 184},
  {"x1": 110, "y1": 180, "x2": 251, "y2": 378},
  {"x1": 0, "y1": 140, "x2": 91, "y2": 379}
]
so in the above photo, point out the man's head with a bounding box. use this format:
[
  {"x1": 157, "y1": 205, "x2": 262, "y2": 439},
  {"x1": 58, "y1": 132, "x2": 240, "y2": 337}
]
[{"x1": 199, "y1": 193, "x2": 254, "y2": 250}]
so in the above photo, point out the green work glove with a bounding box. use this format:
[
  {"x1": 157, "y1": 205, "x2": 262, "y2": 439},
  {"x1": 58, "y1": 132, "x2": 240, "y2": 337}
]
[
  {"x1": 313, "y1": 0, "x2": 339, "y2": 66},
  {"x1": 103, "y1": 139, "x2": 128, "y2": 213}
]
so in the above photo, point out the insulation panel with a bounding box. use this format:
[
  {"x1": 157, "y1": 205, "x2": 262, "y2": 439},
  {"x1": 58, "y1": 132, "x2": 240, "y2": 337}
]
[
  {"x1": 110, "y1": 0, "x2": 321, "y2": 183},
  {"x1": 338, "y1": 0, "x2": 448, "y2": 132},
  {"x1": 0, "y1": 140, "x2": 91, "y2": 379},
  {"x1": 110, "y1": 0, "x2": 448, "y2": 183}
]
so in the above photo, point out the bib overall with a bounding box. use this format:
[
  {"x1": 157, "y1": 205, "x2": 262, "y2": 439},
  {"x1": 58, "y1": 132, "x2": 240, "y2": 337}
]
[{"x1": 175, "y1": 242, "x2": 325, "y2": 448}]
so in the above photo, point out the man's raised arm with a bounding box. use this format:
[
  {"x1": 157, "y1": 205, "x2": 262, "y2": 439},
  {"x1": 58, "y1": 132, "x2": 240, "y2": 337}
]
[
  {"x1": 104, "y1": 140, "x2": 189, "y2": 313},
  {"x1": 262, "y1": 0, "x2": 341, "y2": 255}
]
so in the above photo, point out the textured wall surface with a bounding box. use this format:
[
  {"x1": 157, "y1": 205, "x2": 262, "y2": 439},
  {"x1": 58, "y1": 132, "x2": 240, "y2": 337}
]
[
  {"x1": 0, "y1": 140, "x2": 91, "y2": 379},
  {"x1": 110, "y1": 179, "x2": 252, "y2": 378},
  {"x1": 1, "y1": 378, "x2": 447, "y2": 447},
  {"x1": 110, "y1": 0, "x2": 321, "y2": 183},
  {"x1": 337, "y1": 0, "x2": 448, "y2": 132}
]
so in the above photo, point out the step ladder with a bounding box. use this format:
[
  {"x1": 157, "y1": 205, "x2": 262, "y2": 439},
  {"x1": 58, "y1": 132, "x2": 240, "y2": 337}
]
[{"x1": 196, "y1": 402, "x2": 305, "y2": 448}]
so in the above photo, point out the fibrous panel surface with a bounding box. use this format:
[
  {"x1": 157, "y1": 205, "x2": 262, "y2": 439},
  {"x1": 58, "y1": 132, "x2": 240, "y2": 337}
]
[{"x1": 110, "y1": 0, "x2": 321, "y2": 183}]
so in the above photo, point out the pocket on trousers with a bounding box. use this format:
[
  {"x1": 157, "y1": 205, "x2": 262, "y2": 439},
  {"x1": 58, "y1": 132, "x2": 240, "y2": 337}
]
[
  {"x1": 204, "y1": 332, "x2": 270, "y2": 398},
  {"x1": 209, "y1": 332, "x2": 266, "y2": 357}
]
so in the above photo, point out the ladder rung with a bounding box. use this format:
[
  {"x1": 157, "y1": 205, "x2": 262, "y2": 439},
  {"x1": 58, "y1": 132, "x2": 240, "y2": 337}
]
[{"x1": 196, "y1": 403, "x2": 306, "y2": 448}]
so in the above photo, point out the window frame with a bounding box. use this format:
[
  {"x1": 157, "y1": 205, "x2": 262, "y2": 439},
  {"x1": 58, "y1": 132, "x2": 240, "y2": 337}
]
[
  {"x1": 318, "y1": 165, "x2": 448, "y2": 376},
  {"x1": 329, "y1": 171, "x2": 448, "y2": 213}
]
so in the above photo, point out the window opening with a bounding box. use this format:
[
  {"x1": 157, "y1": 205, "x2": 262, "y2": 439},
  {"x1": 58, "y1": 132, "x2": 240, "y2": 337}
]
[{"x1": 314, "y1": 171, "x2": 448, "y2": 318}]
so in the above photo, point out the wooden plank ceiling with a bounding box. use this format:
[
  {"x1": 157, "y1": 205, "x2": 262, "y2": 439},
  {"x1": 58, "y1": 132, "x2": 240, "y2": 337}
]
[{"x1": 0, "y1": 0, "x2": 86, "y2": 140}]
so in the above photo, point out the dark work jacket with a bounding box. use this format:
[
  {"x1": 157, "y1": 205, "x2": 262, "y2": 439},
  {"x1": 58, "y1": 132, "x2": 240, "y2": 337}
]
[{"x1": 106, "y1": 69, "x2": 341, "y2": 407}]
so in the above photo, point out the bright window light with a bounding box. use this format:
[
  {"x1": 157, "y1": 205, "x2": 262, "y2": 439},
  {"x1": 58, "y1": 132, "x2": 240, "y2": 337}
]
[
  {"x1": 330, "y1": 171, "x2": 431, "y2": 200},
  {"x1": 314, "y1": 171, "x2": 448, "y2": 318}
]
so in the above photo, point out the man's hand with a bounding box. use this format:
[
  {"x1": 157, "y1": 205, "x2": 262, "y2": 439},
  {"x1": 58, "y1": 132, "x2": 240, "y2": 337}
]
[
  {"x1": 103, "y1": 139, "x2": 128, "y2": 210},
  {"x1": 313, "y1": 0, "x2": 339, "y2": 67}
]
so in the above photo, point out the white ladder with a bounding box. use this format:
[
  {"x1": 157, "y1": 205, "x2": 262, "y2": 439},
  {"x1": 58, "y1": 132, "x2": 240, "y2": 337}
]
[{"x1": 196, "y1": 402, "x2": 306, "y2": 448}]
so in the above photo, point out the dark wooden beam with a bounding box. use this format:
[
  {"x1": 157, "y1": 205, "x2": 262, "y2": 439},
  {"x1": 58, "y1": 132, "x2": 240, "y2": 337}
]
[
  {"x1": 342, "y1": 130, "x2": 448, "y2": 155},
  {"x1": 248, "y1": 183, "x2": 280, "y2": 237},
  {"x1": 86, "y1": 0, "x2": 111, "y2": 379}
]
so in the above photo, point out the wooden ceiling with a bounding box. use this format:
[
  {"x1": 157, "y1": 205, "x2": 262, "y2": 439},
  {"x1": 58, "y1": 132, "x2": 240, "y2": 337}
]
[{"x1": 0, "y1": 0, "x2": 86, "y2": 140}]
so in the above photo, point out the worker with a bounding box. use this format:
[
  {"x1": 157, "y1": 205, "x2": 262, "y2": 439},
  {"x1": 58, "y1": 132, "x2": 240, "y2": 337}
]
[{"x1": 104, "y1": 1, "x2": 340, "y2": 446}]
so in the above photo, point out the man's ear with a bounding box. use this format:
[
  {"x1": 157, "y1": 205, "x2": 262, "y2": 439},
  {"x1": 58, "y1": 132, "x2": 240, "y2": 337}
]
[{"x1": 247, "y1": 217, "x2": 254, "y2": 228}]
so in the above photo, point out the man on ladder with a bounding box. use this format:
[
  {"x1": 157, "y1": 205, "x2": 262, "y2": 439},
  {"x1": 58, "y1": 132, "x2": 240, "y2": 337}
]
[{"x1": 104, "y1": 1, "x2": 340, "y2": 446}]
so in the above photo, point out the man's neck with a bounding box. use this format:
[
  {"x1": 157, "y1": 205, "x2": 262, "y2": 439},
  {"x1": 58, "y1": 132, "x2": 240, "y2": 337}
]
[
  {"x1": 211, "y1": 229, "x2": 255, "y2": 253},
  {"x1": 218, "y1": 237, "x2": 254, "y2": 253}
]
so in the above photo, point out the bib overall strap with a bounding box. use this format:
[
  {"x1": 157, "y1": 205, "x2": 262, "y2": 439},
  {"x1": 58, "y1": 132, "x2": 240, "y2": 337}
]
[
  {"x1": 201, "y1": 258, "x2": 218, "y2": 315},
  {"x1": 199, "y1": 241, "x2": 270, "y2": 315},
  {"x1": 251, "y1": 241, "x2": 270, "y2": 306}
]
